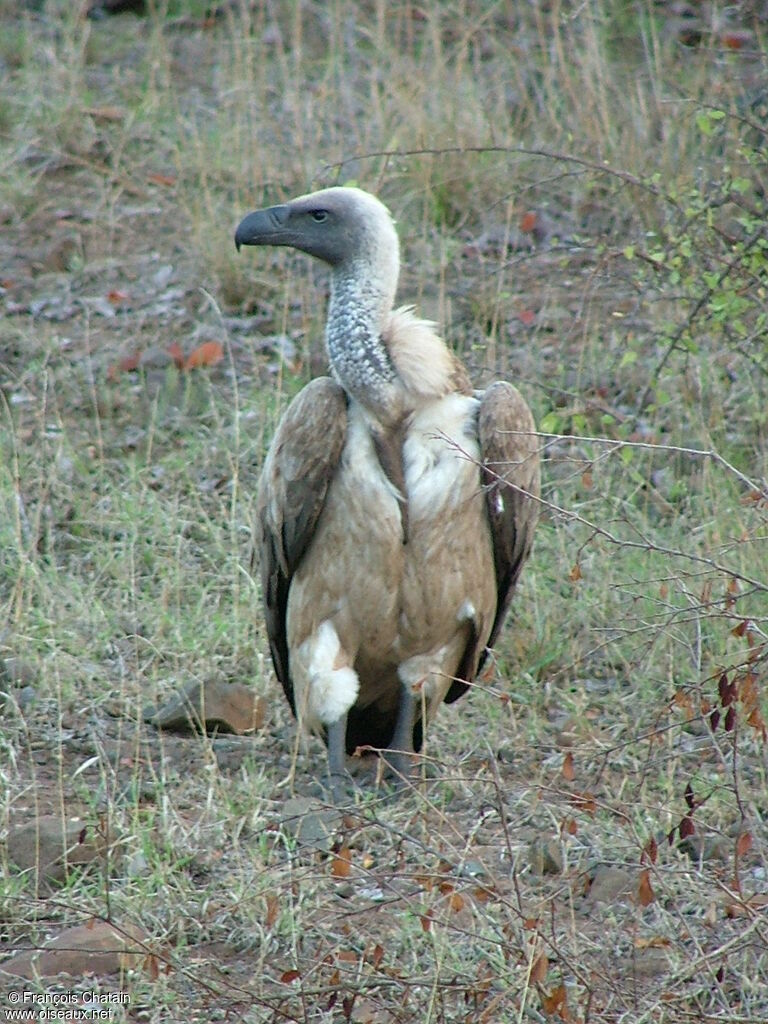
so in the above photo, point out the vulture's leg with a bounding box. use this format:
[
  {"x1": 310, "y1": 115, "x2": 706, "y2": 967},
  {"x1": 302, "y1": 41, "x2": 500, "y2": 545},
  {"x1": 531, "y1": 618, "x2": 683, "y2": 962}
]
[
  {"x1": 326, "y1": 716, "x2": 350, "y2": 804},
  {"x1": 385, "y1": 680, "x2": 416, "y2": 784}
]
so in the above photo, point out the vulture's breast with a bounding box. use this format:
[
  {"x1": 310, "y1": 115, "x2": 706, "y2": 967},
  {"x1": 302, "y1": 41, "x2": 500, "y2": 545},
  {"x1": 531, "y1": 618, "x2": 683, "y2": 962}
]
[{"x1": 287, "y1": 394, "x2": 496, "y2": 667}]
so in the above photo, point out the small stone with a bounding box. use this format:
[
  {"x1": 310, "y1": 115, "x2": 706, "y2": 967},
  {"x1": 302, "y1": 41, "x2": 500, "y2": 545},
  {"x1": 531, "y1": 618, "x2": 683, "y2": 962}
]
[
  {"x1": 584, "y1": 864, "x2": 636, "y2": 904},
  {"x1": 528, "y1": 838, "x2": 564, "y2": 876},
  {"x1": 7, "y1": 816, "x2": 108, "y2": 886},
  {"x1": 280, "y1": 797, "x2": 340, "y2": 851},
  {"x1": 0, "y1": 920, "x2": 148, "y2": 982},
  {"x1": 145, "y1": 678, "x2": 265, "y2": 735}
]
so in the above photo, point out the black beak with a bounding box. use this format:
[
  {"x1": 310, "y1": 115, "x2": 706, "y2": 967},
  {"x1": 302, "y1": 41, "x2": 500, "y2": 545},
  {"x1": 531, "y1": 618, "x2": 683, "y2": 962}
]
[{"x1": 234, "y1": 205, "x2": 291, "y2": 251}]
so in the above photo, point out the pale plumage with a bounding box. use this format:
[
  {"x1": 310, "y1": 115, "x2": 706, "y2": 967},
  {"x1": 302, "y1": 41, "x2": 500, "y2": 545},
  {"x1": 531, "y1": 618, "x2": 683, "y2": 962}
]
[{"x1": 235, "y1": 187, "x2": 540, "y2": 798}]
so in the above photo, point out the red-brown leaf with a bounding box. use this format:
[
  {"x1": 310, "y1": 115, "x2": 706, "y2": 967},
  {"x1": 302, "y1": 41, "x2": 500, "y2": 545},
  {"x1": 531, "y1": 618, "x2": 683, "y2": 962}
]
[
  {"x1": 736, "y1": 832, "x2": 752, "y2": 858},
  {"x1": 167, "y1": 342, "x2": 185, "y2": 369},
  {"x1": 331, "y1": 846, "x2": 353, "y2": 878},
  {"x1": 642, "y1": 835, "x2": 658, "y2": 865},
  {"x1": 637, "y1": 869, "x2": 656, "y2": 906},
  {"x1": 679, "y1": 815, "x2": 696, "y2": 840},
  {"x1": 540, "y1": 982, "x2": 568, "y2": 1016},
  {"x1": 185, "y1": 340, "x2": 224, "y2": 369}
]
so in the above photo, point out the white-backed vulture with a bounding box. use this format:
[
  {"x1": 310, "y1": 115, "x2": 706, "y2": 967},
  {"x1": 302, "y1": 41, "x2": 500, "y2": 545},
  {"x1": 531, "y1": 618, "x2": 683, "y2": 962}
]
[{"x1": 235, "y1": 187, "x2": 540, "y2": 799}]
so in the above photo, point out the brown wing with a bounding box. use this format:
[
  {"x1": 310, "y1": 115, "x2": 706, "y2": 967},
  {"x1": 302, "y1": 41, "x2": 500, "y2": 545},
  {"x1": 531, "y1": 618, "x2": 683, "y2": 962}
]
[
  {"x1": 257, "y1": 377, "x2": 348, "y2": 714},
  {"x1": 445, "y1": 380, "x2": 540, "y2": 704}
]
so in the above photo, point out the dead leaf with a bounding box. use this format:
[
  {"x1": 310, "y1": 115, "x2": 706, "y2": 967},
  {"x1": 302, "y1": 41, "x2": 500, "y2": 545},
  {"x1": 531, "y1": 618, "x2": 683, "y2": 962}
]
[
  {"x1": 448, "y1": 891, "x2": 465, "y2": 913},
  {"x1": 725, "y1": 893, "x2": 768, "y2": 918},
  {"x1": 637, "y1": 869, "x2": 656, "y2": 906},
  {"x1": 736, "y1": 832, "x2": 752, "y2": 858},
  {"x1": 185, "y1": 340, "x2": 224, "y2": 369},
  {"x1": 331, "y1": 846, "x2": 353, "y2": 878},
  {"x1": 641, "y1": 835, "x2": 658, "y2": 865},
  {"x1": 518, "y1": 308, "x2": 536, "y2": 326},
  {"x1": 280, "y1": 968, "x2": 301, "y2": 984},
  {"x1": 568, "y1": 563, "x2": 582, "y2": 582},
  {"x1": 562, "y1": 750, "x2": 575, "y2": 782},
  {"x1": 167, "y1": 341, "x2": 185, "y2": 369},
  {"x1": 336, "y1": 949, "x2": 359, "y2": 963},
  {"x1": 635, "y1": 935, "x2": 671, "y2": 949},
  {"x1": 530, "y1": 951, "x2": 548, "y2": 984},
  {"x1": 148, "y1": 173, "x2": 177, "y2": 187},
  {"x1": 539, "y1": 982, "x2": 568, "y2": 1017},
  {"x1": 265, "y1": 894, "x2": 279, "y2": 928},
  {"x1": 85, "y1": 105, "x2": 125, "y2": 122},
  {"x1": 520, "y1": 211, "x2": 538, "y2": 233}
]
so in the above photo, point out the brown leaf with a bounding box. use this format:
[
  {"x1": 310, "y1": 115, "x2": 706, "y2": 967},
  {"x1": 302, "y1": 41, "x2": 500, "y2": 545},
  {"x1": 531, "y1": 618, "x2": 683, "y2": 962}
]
[
  {"x1": 725, "y1": 893, "x2": 768, "y2": 918},
  {"x1": 371, "y1": 943, "x2": 384, "y2": 968},
  {"x1": 569, "y1": 791, "x2": 597, "y2": 815},
  {"x1": 568, "y1": 563, "x2": 582, "y2": 582},
  {"x1": 519, "y1": 211, "x2": 538, "y2": 233},
  {"x1": 448, "y1": 891, "x2": 465, "y2": 913},
  {"x1": 641, "y1": 835, "x2": 658, "y2": 865},
  {"x1": 540, "y1": 982, "x2": 568, "y2": 1016},
  {"x1": 185, "y1": 340, "x2": 224, "y2": 370},
  {"x1": 731, "y1": 619, "x2": 749, "y2": 638},
  {"x1": 419, "y1": 911, "x2": 432, "y2": 932},
  {"x1": 148, "y1": 172, "x2": 177, "y2": 187},
  {"x1": 265, "y1": 894, "x2": 279, "y2": 928},
  {"x1": 518, "y1": 308, "x2": 536, "y2": 326},
  {"x1": 581, "y1": 469, "x2": 593, "y2": 489},
  {"x1": 280, "y1": 968, "x2": 301, "y2": 984},
  {"x1": 336, "y1": 949, "x2": 358, "y2": 963},
  {"x1": 746, "y1": 707, "x2": 767, "y2": 739},
  {"x1": 724, "y1": 706, "x2": 736, "y2": 732},
  {"x1": 718, "y1": 672, "x2": 734, "y2": 706},
  {"x1": 167, "y1": 341, "x2": 185, "y2": 369},
  {"x1": 736, "y1": 832, "x2": 753, "y2": 858},
  {"x1": 331, "y1": 846, "x2": 353, "y2": 878},
  {"x1": 117, "y1": 351, "x2": 141, "y2": 373},
  {"x1": 562, "y1": 751, "x2": 575, "y2": 782},
  {"x1": 637, "y1": 869, "x2": 656, "y2": 906},
  {"x1": 679, "y1": 815, "x2": 696, "y2": 840},
  {"x1": 672, "y1": 688, "x2": 694, "y2": 719},
  {"x1": 530, "y1": 951, "x2": 548, "y2": 985},
  {"x1": 635, "y1": 935, "x2": 670, "y2": 949},
  {"x1": 85, "y1": 105, "x2": 125, "y2": 122}
]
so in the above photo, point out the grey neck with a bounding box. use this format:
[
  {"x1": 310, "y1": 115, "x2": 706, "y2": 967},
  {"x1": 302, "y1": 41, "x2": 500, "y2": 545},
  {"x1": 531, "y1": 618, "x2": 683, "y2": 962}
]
[{"x1": 326, "y1": 263, "x2": 400, "y2": 416}]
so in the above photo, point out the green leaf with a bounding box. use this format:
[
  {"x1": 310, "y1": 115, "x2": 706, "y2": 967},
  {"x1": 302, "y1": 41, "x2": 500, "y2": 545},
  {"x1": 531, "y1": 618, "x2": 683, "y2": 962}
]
[
  {"x1": 539, "y1": 411, "x2": 563, "y2": 435},
  {"x1": 620, "y1": 350, "x2": 638, "y2": 368}
]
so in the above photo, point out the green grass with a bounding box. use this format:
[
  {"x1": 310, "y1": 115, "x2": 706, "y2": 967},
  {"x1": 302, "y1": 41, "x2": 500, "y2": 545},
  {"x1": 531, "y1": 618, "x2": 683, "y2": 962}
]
[{"x1": 1, "y1": 1, "x2": 767, "y2": 1021}]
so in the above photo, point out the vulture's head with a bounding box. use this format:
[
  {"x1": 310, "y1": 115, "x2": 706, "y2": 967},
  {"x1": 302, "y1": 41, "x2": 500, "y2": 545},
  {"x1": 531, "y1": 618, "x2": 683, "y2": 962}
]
[{"x1": 235, "y1": 187, "x2": 400, "y2": 300}]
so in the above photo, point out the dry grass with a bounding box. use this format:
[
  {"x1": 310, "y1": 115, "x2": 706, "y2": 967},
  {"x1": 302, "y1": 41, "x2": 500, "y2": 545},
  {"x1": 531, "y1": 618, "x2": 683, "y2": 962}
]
[{"x1": 1, "y1": 1, "x2": 767, "y2": 1021}]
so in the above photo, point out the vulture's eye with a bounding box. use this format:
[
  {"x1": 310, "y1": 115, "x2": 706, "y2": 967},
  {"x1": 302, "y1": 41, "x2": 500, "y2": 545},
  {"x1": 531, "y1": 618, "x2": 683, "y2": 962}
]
[{"x1": 311, "y1": 210, "x2": 329, "y2": 223}]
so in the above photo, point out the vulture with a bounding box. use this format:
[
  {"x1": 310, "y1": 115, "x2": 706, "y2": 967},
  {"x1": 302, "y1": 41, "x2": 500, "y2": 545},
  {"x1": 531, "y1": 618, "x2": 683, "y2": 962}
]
[{"x1": 235, "y1": 186, "x2": 540, "y2": 799}]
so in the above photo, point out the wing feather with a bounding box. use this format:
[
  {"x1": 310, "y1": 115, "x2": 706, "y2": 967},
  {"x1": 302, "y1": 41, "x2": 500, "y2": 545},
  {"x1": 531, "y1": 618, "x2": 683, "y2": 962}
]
[
  {"x1": 444, "y1": 380, "x2": 540, "y2": 704},
  {"x1": 256, "y1": 377, "x2": 348, "y2": 713}
]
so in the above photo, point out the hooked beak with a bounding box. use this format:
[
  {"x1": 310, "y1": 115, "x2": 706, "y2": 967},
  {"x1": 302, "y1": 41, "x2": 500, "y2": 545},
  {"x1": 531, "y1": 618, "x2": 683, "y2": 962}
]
[{"x1": 234, "y1": 205, "x2": 291, "y2": 251}]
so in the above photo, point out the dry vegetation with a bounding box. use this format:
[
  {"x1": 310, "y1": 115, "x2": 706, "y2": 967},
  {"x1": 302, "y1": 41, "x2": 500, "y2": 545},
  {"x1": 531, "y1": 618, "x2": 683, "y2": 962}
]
[{"x1": 1, "y1": 1, "x2": 767, "y2": 1021}]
